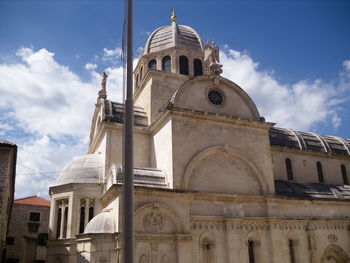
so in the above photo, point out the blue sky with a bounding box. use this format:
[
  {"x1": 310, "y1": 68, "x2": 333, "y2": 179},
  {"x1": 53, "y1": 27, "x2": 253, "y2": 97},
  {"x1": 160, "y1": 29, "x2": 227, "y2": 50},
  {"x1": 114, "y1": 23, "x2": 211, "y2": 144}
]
[{"x1": 0, "y1": 0, "x2": 350, "y2": 198}]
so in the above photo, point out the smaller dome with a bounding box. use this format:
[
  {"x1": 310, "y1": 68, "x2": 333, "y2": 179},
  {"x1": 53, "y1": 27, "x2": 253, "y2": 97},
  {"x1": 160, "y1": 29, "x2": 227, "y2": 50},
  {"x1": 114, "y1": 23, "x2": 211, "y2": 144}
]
[
  {"x1": 56, "y1": 154, "x2": 102, "y2": 185},
  {"x1": 144, "y1": 23, "x2": 203, "y2": 55},
  {"x1": 84, "y1": 210, "x2": 114, "y2": 234}
]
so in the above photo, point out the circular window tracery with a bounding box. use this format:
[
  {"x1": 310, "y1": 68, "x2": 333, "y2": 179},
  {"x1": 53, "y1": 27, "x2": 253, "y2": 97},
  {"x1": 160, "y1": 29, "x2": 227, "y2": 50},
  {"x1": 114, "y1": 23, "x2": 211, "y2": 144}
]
[{"x1": 208, "y1": 89, "x2": 224, "y2": 105}]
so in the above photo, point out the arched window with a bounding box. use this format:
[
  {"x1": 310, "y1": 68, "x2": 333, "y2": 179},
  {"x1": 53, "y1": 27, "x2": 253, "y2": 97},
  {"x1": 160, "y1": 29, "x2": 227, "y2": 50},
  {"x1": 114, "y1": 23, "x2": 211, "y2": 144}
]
[
  {"x1": 56, "y1": 208, "x2": 62, "y2": 238},
  {"x1": 316, "y1": 161, "x2": 324, "y2": 183},
  {"x1": 148, "y1": 59, "x2": 157, "y2": 70},
  {"x1": 79, "y1": 206, "x2": 85, "y2": 234},
  {"x1": 162, "y1": 56, "x2": 171, "y2": 72},
  {"x1": 248, "y1": 239, "x2": 255, "y2": 263},
  {"x1": 194, "y1": 59, "x2": 203, "y2": 76},
  {"x1": 179, "y1": 55, "x2": 189, "y2": 75},
  {"x1": 288, "y1": 239, "x2": 295, "y2": 263},
  {"x1": 341, "y1": 165, "x2": 348, "y2": 185},
  {"x1": 285, "y1": 158, "x2": 293, "y2": 181}
]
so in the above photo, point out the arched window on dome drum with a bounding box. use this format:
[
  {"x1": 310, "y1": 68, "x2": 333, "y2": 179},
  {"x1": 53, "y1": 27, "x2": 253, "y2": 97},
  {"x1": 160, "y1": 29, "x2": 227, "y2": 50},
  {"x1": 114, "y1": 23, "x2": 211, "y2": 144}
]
[
  {"x1": 288, "y1": 239, "x2": 296, "y2": 263},
  {"x1": 56, "y1": 208, "x2": 62, "y2": 238},
  {"x1": 162, "y1": 56, "x2": 171, "y2": 72},
  {"x1": 248, "y1": 239, "x2": 255, "y2": 263},
  {"x1": 316, "y1": 161, "x2": 324, "y2": 183},
  {"x1": 194, "y1": 59, "x2": 203, "y2": 76},
  {"x1": 285, "y1": 158, "x2": 293, "y2": 181},
  {"x1": 148, "y1": 59, "x2": 157, "y2": 70},
  {"x1": 79, "y1": 206, "x2": 85, "y2": 234},
  {"x1": 179, "y1": 55, "x2": 189, "y2": 75},
  {"x1": 341, "y1": 164, "x2": 348, "y2": 185}
]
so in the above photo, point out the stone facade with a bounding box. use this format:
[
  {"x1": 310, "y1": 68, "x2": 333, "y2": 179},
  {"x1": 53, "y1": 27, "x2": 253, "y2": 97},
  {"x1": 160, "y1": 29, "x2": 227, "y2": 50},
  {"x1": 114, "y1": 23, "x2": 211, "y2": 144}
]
[
  {"x1": 0, "y1": 142, "x2": 17, "y2": 262},
  {"x1": 47, "y1": 18, "x2": 350, "y2": 263},
  {"x1": 5, "y1": 196, "x2": 50, "y2": 263}
]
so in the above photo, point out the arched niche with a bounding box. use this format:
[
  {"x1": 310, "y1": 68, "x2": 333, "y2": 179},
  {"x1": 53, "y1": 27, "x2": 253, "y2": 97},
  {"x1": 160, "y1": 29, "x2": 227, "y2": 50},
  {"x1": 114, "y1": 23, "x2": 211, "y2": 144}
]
[
  {"x1": 320, "y1": 244, "x2": 350, "y2": 263},
  {"x1": 199, "y1": 231, "x2": 216, "y2": 263},
  {"x1": 182, "y1": 145, "x2": 269, "y2": 195},
  {"x1": 172, "y1": 75, "x2": 260, "y2": 121},
  {"x1": 135, "y1": 203, "x2": 184, "y2": 234},
  {"x1": 139, "y1": 254, "x2": 150, "y2": 263}
]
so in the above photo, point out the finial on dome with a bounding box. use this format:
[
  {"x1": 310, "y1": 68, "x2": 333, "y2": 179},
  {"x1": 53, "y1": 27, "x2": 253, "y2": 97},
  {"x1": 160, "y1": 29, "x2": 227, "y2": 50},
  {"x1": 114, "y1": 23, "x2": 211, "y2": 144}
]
[
  {"x1": 98, "y1": 72, "x2": 108, "y2": 100},
  {"x1": 170, "y1": 9, "x2": 177, "y2": 22}
]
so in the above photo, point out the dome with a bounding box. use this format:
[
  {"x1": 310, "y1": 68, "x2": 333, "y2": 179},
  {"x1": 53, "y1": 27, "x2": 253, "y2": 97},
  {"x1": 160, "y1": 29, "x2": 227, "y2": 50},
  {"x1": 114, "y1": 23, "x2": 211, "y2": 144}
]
[
  {"x1": 84, "y1": 210, "x2": 114, "y2": 234},
  {"x1": 56, "y1": 154, "x2": 102, "y2": 185},
  {"x1": 143, "y1": 22, "x2": 203, "y2": 55}
]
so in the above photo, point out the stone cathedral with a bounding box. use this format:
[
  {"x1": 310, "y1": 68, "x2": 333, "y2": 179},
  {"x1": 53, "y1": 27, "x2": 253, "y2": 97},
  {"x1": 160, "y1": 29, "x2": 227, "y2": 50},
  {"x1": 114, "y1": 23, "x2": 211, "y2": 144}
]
[{"x1": 47, "y1": 13, "x2": 350, "y2": 263}]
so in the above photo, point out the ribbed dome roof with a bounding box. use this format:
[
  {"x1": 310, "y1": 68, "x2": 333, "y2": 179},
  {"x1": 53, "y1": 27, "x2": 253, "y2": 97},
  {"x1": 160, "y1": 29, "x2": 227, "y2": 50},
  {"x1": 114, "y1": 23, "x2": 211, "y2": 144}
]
[
  {"x1": 143, "y1": 23, "x2": 203, "y2": 54},
  {"x1": 56, "y1": 154, "x2": 102, "y2": 185},
  {"x1": 84, "y1": 210, "x2": 114, "y2": 234}
]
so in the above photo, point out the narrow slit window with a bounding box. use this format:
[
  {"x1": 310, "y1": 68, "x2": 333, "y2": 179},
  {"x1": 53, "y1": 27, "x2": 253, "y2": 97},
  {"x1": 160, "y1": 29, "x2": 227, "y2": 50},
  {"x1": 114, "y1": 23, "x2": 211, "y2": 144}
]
[
  {"x1": 179, "y1": 55, "x2": 189, "y2": 75},
  {"x1": 56, "y1": 208, "x2": 62, "y2": 238},
  {"x1": 285, "y1": 158, "x2": 293, "y2": 181},
  {"x1": 341, "y1": 164, "x2": 348, "y2": 185},
  {"x1": 162, "y1": 56, "x2": 171, "y2": 72},
  {"x1": 248, "y1": 239, "x2": 255, "y2": 263},
  {"x1": 79, "y1": 206, "x2": 85, "y2": 234},
  {"x1": 63, "y1": 207, "x2": 68, "y2": 238},
  {"x1": 317, "y1": 161, "x2": 324, "y2": 183},
  {"x1": 89, "y1": 207, "x2": 94, "y2": 221},
  {"x1": 288, "y1": 239, "x2": 295, "y2": 263}
]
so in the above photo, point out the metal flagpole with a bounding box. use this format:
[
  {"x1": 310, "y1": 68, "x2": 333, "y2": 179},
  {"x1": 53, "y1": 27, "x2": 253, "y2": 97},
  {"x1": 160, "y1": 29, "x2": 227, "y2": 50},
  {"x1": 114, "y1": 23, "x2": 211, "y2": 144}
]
[{"x1": 122, "y1": 0, "x2": 134, "y2": 261}]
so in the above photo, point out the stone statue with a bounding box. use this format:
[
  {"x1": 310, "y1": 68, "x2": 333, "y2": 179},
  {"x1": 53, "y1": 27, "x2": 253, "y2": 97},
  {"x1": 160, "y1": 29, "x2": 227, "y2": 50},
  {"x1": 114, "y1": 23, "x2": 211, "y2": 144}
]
[
  {"x1": 204, "y1": 40, "x2": 223, "y2": 75},
  {"x1": 98, "y1": 72, "x2": 108, "y2": 100}
]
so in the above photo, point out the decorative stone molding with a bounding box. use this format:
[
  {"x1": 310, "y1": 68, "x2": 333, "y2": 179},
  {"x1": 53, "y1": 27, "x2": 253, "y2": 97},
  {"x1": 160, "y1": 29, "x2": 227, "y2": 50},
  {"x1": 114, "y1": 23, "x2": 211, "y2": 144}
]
[
  {"x1": 328, "y1": 234, "x2": 338, "y2": 243},
  {"x1": 143, "y1": 212, "x2": 163, "y2": 232}
]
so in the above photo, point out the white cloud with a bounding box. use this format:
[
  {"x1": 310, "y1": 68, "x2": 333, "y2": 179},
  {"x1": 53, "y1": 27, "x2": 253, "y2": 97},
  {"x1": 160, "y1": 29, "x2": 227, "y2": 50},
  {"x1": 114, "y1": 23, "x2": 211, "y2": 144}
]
[
  {"x1": 0, "y1": 47, "x2": 124, "y2": 198},
  {"x1": 102, "y1": 47, "x2": 122, "y2": 63},
  {"x1": 84, "y1": 63, "x2": 98, "y2": 70},
  {"x1": 221, "y1": 48, "x2": 350, "y2": 131}
]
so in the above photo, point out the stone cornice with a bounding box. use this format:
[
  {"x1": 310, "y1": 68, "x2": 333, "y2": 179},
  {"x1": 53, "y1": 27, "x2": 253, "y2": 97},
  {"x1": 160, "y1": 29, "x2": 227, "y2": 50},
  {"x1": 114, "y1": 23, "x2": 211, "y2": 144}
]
[{"x1": 271, "y1": 145, "x2": 350, "y2": 160}]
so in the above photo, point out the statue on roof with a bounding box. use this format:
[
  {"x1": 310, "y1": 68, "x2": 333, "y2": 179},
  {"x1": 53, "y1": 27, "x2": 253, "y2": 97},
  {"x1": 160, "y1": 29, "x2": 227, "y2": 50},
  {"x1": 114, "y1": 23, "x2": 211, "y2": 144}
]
[
  {"x1": 204, "y1": 40, "x2": 223, "y2": 75},
  {"x1": 98, "y1": 72, "x2": 108, "y2": 100}
]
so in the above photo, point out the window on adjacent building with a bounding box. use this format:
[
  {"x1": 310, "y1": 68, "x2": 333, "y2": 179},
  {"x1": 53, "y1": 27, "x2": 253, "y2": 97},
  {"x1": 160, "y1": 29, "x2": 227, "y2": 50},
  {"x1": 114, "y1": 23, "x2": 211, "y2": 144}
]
[
  {"x1": 5, "y1": 237, "x2": 15, "y2": 245},
  {"x1": 162, "y1": 56, "x2": 171, "y2": 72},
  {"x1": 148, "y1": 59, "x2": 157, "y2": 70},
  {"x1": 179, "y1": 55, "x2": 189, "y2": 75},
  {"x1": 248, "y1": 239, "x2": 255, "y2": 263},
  {"x1": 285, "y1": 158, "x2": 293, "y2": 181},
  {"x1": 38, "y1": 233, "x2": 48, "y2": 246},
  {"x1": 316, "y1": 161, "x2": 324, "y2": 183},
  {"x1": 288, "y1": 239, "x2": 295, "y2": 263},
  {"x1": 341, "y1": 164, "x2": 349, "y2": 185},
  {"x1": 29, "y1": 212, "x2": 41, "y2": 222}
]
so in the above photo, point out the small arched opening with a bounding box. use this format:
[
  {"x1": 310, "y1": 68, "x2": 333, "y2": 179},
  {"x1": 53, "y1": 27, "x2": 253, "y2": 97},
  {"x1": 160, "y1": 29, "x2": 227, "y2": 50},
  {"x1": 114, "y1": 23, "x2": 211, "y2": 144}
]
[
  {"x1": 194, "y1": 59, "x2": 203, "y2": 76},
  {"x1": 179, "y1": 55, "x2": 189, "y2": 75},
  {"x1": 162, "y1": 56, "x2": 171, "y2": 72}
]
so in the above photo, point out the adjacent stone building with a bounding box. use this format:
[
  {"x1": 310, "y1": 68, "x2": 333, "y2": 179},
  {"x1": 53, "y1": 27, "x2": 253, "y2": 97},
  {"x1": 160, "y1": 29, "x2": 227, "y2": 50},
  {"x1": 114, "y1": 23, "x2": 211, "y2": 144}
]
[
  {"x1": 5, "y1": 196, "x2": 51, "y2": 263},
  {"x1": 0, "y1": 142, "x2": 17, "y2": 262},
  {"x1": 47, "y1": 15, "x2": 350, "y2": 263}
]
